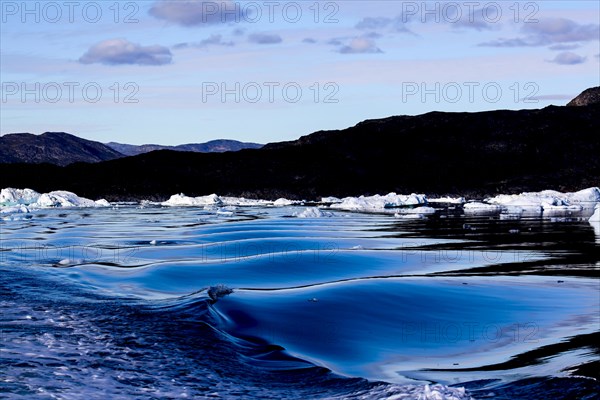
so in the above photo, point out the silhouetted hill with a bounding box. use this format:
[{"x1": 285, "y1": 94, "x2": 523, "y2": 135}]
[
  {"x1": 106, "y1": 140, "x2": 263, "y2": 156},
  {"x1": 0, "y1": 132, "x2": 123, "y2": 166},
  {"x1": 567, "y1": 86, "x2": 600, "y2": 107},
  {"x1": 2, "y1": 98, "x2": 598, "y2": 201}
]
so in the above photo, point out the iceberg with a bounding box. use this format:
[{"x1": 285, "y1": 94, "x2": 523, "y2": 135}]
[
  {"x1": 463, "y1": 202, "x2": 502, "y2": 215},
  {"x1": 330, "y1": 193, "x2": 427, "y2": 212},
  {"x1": 162, "y1": 193, "x2": 223, "y2": 207},
  {"x1": 293, "y1": 207, "x2": 334, "y2": 218},
  {"x1": 0, "y1": 188, "x2": 40, "y2": 205},
  {"x1": 590, "y1": 204, "x2": 600, "y2": 238},
  {"x1": 0, "y1": 188, "x2": 110, "y2": 211},
  {"x1": 486, "y1": 187, "x2": 600, "y2": 216},
  {"x1": 428, "y1": 196, "x2": 466, "y2": 204}
]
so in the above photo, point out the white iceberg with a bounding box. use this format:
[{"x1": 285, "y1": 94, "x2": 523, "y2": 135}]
[
  {"x1": 486, "y1": 187, "x2": 600, "y2": 216},
  {"x1": 273, "y1": 198, "x2": 299, "y2": 206},
  {"x1": 463, "y1": 202, "x2": 502, "y2": 215},
  {"x1": 0, "y1": 188, "x2": 41, "y2": 206},
  {"x1": 428, "y1": 196, "x2": 466, "y2": 204},
  {"x1": 0, "y1": 188, "x2": 110, "y2": 211},
  {"x1": 293, "y1": 207, "x2": 334, "y2": 218},
  {"x1": 330, "y1": 193, "x2": 427, "y2": 212},
  {"x1": 320, "y1": 196, "x2": 342, "y2": 204},
  {"x1": 162, "y1": 193, "x2": 223, "y2": 207},
  {"x1": 394, "y1": 206, "x2": 436, "y2": 219},
  {"x1": 590, "y1": 203, "x2": 600, "y2": 238},
  {"x1": 0, "y1": 204, "x2": 30, "y2": 214}
]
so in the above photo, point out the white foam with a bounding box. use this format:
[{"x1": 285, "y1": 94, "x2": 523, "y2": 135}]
[
  {"x1": 341, "y1": 383, "x2": 472, "y2": 400},
  {"x1": 293, "y1": 207, "x2": 334, "y2": 218}
]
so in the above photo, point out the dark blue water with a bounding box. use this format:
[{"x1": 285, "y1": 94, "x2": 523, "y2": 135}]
[{"x1": 1, "y1": 206, "x2": 599, "y2": 399}]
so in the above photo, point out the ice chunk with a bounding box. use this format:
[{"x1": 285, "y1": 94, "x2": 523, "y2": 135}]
[
  {"x1": 273, "y1": 198, "x2": 297, "y2": 206},
  {"x1": 221, "y1": 197, "x2": 273, "y2": 206},
  {"x1": 0, "y1": 204, "x2": 30, "y2": 214},
  {"x1": 0, "y1": 188, "x2": 40, "y2": 206},
  {"x1": 463, "y1": 202, "x2": 502, "y2": 215},
  {"x1": 293, "y1": 207, "x2": 334, "y2": 218},
  {"x1": 590, "y1": 204, "x2": 600, "y2": 238},
  {"x1": 394, "y1": 206, "x2": 436, "y2": 219},
  {"x1": 428, "y1": 197, "x2": 466, "y2": 204},
  {"x1": 330, "y1": 193, "x2": 427, "y2": 212},
  {"x1": 34, "y1": 191, "x2": 98, "y2": 208},
  {"x1": 320, "y1": 196, "x2": 342, "y2": 204},
  {"x1": 162, "y1": 193, "x2": 223, "y2": 207}
]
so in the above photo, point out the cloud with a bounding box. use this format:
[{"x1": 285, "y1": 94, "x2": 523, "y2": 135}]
[
  {"x1": 79, "y1": 39, "x2": 172, "y2": 66},
  {"x1": 451, "y1": 5, "x2": 502, "y2": 31},
  {"x1": 355, "y1": 16, "x2": 412, "y2": 34},
  {"x1": 302, "y1": 38, "x2": 317, "y2": 44},
  {"x1": 526, "y1": 94, "x2": 574, "y2": 101},
  {"x1": 248, "y1": 33, "x2": 282, "y2": 45},
  {"x1": 548, "y1": 51, "x2": 586, "y2": 65},
  {"x1": 172, "y1": 34, "x2": 234, "y2": 49},
  {"x1": 338, "y1": 38, "x2": 382, "y2": 54},
  {"x1": 480, "y1": 18, "x2": 599, "y2": 47},
  {"x1": 149, "y1": 0, "x2": 246, "y2": 26},
  {"x1": 548, "y1": 43, "x2": 580, "y2": 51}
]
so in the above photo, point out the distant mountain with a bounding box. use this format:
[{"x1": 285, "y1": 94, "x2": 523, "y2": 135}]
[
  {"x1": 2, "y1": 87, "x2": 599, "y2": 201},
  {"x1": 567, "y1": 86, "x2": 600, "y2": 107},
  {"x1": 106, "y1": 140, "x2": 263, "y2": 156},
  {"x1": 0, "y1": 132, "x2": 123, "y2": 166}
]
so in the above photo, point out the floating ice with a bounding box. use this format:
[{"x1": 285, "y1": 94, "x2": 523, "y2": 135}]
[
  {"x1": 428, "y1": 197, "x2": 466, "y2": 204},
  {"x1": 0, "y1": 188, "x2": 40, "y2": 206},
  {"x1": 394, "y1": 206, "x2": 436, "y2": 219},
  {"x1": 486, "y1": 187, "x2": 599, "y2": 216},
  {"x1": 463, "y1": 202, "x2": 502, "y2": 215},
  {"x1": 320, "y1": 196, "x2": 342, "y2": 204},
  {"x1": 293, "y1": 207, "x2": 334, "y2": 218},
  {"x1": 590, "y1": 204, "x2": 600, "y2": 238},
  {"x1": 273, "y1": 198, "x2": 300, "y2": 206},
  {"x1": 0, "y1": 188, "x2": 110, "y2": 211},
  {"x1": 0, "y1": 204, "x2": 30, "y2": 214},
  {"x1": 162, "y1": 193, "x2": 223, "y2": 207},
  {"x1": 330, "y1": 193, "x2": 427, "y2": 212}
]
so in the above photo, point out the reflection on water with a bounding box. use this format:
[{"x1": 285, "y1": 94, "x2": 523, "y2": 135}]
[{"x1": 1, "y1": 205, "x2": 599, "y2": 399}]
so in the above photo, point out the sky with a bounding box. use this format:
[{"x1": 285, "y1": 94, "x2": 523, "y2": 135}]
[{"x1": 1, "y1": 0, "x2": 599, "y2": 145}]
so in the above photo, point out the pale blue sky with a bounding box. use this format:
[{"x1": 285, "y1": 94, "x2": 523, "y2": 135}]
[{"x1": 1, "y1": 0, "x2": 598, "y2": 145}]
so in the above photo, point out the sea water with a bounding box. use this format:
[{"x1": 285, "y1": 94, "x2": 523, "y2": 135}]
[{"x1": 1, "y1": 204, "x2": 599, "y2": 399}]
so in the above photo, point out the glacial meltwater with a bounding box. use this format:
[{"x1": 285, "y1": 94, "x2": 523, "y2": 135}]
[{"x1": 1, "y1": 202, "x2": 599, "y2": 399}]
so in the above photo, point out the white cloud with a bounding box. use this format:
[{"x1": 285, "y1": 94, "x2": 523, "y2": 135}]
[
  {"x1": 338, "y1": 38, "x2": 382, "y2": 54},
  {"x1": 149, "y1": 0, "x2": 246, "y2": 26},
  {"x1": 548, "y1": 51, "x2": 586, "y2": 65},
  {"x1": 79, "y1": 39, "x2": 172, "y2": 66}
]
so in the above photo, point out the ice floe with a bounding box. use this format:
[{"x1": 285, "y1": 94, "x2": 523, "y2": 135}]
[
  {"x1": 293, "y1": 207, "x2": 334, "y2": 218},
  {"x1": 590, "y1": 203, "x2": 600, "y2": 238},
  {"x1": 329, "y1": 193, "x2": 427, "y2": 212},
  {"x1": 0, "y1": 188, "x2": 110, "y2": 213},
  {"x1": 162, "y1": 193, "x2": 223, "y2": 207}
]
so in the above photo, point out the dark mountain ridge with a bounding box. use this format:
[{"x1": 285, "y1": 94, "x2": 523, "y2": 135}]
[
  {"x1": 0, "y1": 132, "x2": 123, "y2": 166},
  {"x1": 2, "y1": 90, "x2": 599, "y2": 201},
  {"x1": 106, "y1": 140, "x2": 263, "y2": 156}
]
